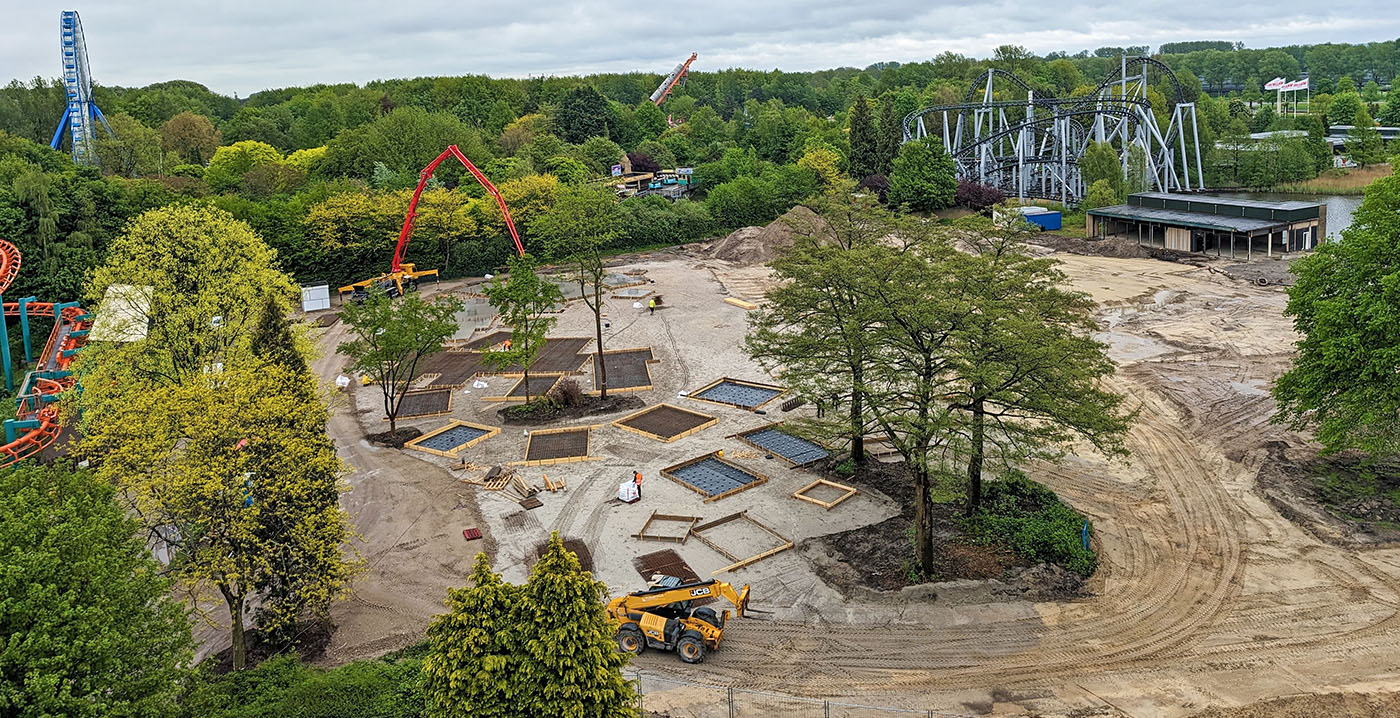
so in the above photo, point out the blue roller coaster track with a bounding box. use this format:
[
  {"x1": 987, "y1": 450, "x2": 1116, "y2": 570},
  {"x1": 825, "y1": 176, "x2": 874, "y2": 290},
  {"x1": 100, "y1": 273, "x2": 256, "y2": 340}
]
[{"x1": 49, "y1": 10, "x2": 112, "y2": 165}]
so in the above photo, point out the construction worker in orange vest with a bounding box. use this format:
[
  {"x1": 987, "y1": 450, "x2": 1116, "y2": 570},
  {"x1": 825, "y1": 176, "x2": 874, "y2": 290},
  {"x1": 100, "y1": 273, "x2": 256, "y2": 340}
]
[{"x1": 633, "y1": 470, "x2": 643, "y2": 498}]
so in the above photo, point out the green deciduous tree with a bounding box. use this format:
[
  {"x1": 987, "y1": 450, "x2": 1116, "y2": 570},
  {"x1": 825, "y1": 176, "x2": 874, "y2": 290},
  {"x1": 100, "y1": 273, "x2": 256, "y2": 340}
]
[
  {"x1": 558, "y1": 86, "x2": 611, "y2": 144},
  {"x1": 1349, "y1": 107, "x2": 1385, "y2": 167},
  {"x1": 0, "y1": 463, "x2": 192, "y2": 718},
  {"x1": 1328, "y1": 92, "x2": 1364, "y2": 126},
  {"x1": 1083, "y1": 179, "x2": 1120, "y2": 210},
  {"x1": 887, "y1": 137, "x2": 956, "y2": 212},
  {"x1": 94, "y1": 112, "x2": 167, "y2": 177},
  {"x1": 533, "y1": 185, "x2": 621, "y2": 397},
  {"x1": 847, "y1": 95, "x2": 878, "y2": 179},
  {"x1": 934, "y1": 224, "x2": 1132, "y2": 514},
  {"x1": 1080, "y1": 141, "x2": 1123, "y2": 198},
  {"x1": 339, "y1": 288, "x2": 462, "y2": 434},
  {"x1": 482, "y1": 253, "x2": 563, "y2": 402},
  {"x1": 160, "y1": 111, "x2": 221, "y2": 165},
  {"x1": 747, "y1": 190, "x2": 886, "y2": 465},
  {"x1": 204, "y1": 140, "x2": 284, "y2": 192},
  {"x1": 1274, "y1": 171, "x2": 1400, "y2": 456}
]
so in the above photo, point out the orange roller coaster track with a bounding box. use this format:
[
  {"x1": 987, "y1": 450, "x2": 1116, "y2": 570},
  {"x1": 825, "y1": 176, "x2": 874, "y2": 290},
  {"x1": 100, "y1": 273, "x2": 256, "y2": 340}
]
[{"x1": 0, "y1": 238, "x2": 91, "y2": 467}]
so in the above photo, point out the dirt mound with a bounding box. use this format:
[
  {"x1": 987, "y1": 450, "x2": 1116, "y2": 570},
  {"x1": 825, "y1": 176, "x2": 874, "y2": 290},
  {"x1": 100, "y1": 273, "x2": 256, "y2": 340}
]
[
  {"x1": 1191, "y1": 691, "x2": 1400, "y2": 718},
  {"x1": 706, "y1": 205, "x2": 831, "y2": 265}
]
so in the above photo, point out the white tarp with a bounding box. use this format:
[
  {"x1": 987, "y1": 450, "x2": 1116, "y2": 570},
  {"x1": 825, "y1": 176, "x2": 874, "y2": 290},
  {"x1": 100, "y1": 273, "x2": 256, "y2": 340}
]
[
  {"x1": 301, "y1": 284, "x2": 331, "y2": 313},
  {"x1": 89, "y1": 283, "x2": 152, "y2": 342}
]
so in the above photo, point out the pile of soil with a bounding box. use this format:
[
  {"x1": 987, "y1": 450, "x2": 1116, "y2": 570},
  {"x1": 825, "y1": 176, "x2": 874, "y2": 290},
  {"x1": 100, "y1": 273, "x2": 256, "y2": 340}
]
[
  {"x1": 704, "y1": 205, "x2": 831, "y2": 265},
  {"x1": 365, "y1": 426, "x2": 422, "y2": 448},
  {"x1": 1256, "y1": 441, "x2": 1400, "y2": 545},
  {"x1": 1027, "y1": 233, "x2": 1157, "y2": 259},
  {"x1": 803, "y1": 461, "x2": 1086, "y2": 601},
  {"x1": 1191, "y1": 691, "x2": 1400, "y2": 718},
  {"x1": 497, "y1": 394, "x2": 645, "y2": 426}
]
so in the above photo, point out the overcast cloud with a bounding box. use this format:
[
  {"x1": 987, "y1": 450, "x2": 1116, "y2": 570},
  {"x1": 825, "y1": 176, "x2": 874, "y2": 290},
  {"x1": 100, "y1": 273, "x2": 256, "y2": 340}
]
[{"x1": 3, "y1": 1, "x2": 1397, "y2": 96}]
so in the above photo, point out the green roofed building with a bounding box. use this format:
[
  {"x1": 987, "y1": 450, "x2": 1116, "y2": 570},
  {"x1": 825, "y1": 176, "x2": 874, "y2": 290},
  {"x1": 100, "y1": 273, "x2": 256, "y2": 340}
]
[{"x1": 1086, "y1": 192, "x2": 1325, "y2": 260}]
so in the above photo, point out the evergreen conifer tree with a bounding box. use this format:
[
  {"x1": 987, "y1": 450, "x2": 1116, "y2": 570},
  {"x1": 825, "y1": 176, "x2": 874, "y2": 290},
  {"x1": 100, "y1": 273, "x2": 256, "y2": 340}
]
[{"x1": 848, "y1": 95, "x2": 879, "y2": 179}]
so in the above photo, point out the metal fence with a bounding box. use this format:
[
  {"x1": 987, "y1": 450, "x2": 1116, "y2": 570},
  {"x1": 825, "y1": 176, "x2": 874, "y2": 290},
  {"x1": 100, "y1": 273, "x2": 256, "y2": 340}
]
[{"x1": 630, "y1": 672, "x2": 979, "y2": 718}]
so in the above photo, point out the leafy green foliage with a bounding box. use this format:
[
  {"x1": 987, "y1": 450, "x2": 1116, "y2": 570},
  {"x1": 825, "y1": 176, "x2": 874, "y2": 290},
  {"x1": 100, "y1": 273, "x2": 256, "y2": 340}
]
[
  {"x1": 847, "y1": 95, "x2": 878, "y2": 179},
  {"x1": 0, "y1": 463, "x2": 193, "y2": 718},
  {"x1": 339, "y1": 288, "x2": 462, "y2": 433},
  {"x1": 1274, "y1": 171, "x2": 1400, "y2": 456},
  {"x1": 179, "y1": 653, "x2": 424, "y2": 718},
  {"x1": 558, "y1": 86, "x2": 611, "y2": 144},
  {"x1": 965, "y1": 471, "x2": 1097, "y2": 576},
  {"x1": 482, "y1": 253, "x2": 563, "y2": 402},
  {"x1": 421, "y1": 555, "x2": 520, "y2": 718},
  {"x1": 1082, "y1": 179, "x2": 1120, "y2": 210},
  {"x1": 421, "y1": 538, "x2": 635, "y2": 716},
  {"x1": 1079, "y1": 141, "x2": 1123, "y2": 199},
  {"x1": 887, "y1": 137, "x2": 956, "y2": 212}
]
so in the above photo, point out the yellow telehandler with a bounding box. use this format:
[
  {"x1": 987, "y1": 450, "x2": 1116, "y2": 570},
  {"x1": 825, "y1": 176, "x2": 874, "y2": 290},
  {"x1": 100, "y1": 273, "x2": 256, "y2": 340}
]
[{"x1": 606, "y1": 577, "x2": 750, "y2": 664}]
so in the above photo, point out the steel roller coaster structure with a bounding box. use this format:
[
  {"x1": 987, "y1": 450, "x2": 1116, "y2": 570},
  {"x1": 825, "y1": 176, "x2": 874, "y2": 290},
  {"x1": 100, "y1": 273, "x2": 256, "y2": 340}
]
[
  {"x1": 49, "y1": 10, "x2": 112, "y2": 166},
  {"x1": 902, "y1": 56, "x2": 1204, "y2": 207}
]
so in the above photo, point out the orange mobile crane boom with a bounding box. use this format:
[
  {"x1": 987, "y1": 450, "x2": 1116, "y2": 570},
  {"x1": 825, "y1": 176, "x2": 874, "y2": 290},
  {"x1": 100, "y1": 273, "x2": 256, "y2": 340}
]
[
  {"x1": 338, "y1": 145, "x2": 527, "y2": 300},
  {"x1": 649, "y1": 53, "x2": 697, "y2": 105}
]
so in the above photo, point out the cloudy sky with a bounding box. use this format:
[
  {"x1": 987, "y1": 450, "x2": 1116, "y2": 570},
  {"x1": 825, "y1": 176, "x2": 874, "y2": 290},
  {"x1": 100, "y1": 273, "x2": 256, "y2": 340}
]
[{"x1": 4, "y1": 1, "x2": 1397, "y2": 96}]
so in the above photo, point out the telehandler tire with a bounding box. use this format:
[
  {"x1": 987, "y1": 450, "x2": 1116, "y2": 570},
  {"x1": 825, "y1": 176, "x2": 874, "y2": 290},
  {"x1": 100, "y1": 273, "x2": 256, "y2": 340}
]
[
  {"x1": 677, "y1": 633, "x2": 705, "y2": 664},
  {"x1": 617, "y1": 626, "x2": 646, "y2": 655}
]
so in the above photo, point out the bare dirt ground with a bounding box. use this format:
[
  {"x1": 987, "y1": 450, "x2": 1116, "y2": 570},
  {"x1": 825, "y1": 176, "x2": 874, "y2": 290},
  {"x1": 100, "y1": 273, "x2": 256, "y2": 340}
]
[{"x1": 292, "y1": 239, "x2": 1400, "y2": 716}]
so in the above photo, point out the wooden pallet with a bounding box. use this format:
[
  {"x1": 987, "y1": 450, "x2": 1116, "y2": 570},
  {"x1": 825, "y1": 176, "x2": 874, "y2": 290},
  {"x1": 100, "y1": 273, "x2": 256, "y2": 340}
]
[{"x1": 793, "y1": 478, "x2": 858, "y2": 510}]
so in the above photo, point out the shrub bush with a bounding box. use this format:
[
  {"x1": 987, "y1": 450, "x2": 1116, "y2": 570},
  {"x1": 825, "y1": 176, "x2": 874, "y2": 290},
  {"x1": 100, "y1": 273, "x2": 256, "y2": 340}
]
[{"x1": 964, "y1": 470, "x2": 1096, "y2": 576}]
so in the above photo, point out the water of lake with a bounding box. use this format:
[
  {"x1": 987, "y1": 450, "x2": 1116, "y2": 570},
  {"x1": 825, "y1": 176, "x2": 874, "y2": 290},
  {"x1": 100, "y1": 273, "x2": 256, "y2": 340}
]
[{"x1": 1209, "y1": 192, "x2": 1361, "y2": 239}]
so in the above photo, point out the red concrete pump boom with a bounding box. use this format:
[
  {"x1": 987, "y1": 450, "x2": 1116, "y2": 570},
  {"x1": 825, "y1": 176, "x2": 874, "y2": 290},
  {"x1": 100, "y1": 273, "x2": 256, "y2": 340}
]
[{"x1": 392, "y1": 144, "x2": 526, "y2": 273}]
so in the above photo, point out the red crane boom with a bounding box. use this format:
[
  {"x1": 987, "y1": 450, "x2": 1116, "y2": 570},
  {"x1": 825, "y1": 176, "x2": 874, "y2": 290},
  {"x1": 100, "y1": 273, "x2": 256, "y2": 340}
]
[
  {"x1": 340, "y1": 145, "x2": 526, "y2": 299},
  {"x1": 392, "y1": 144, "x2": 525, "y2": 272}
]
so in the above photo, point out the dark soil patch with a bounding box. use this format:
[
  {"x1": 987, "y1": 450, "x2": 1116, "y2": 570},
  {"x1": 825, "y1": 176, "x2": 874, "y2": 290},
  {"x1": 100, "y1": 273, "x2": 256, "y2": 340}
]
[
  {"x1": 531, "y1": 537, "x2": 594, "y2": 573},
  {"x1": 396, "y1": 388, "x2": 452, "y2": 418},
  {"x1": 1028, "y1": 233, "x2": 1157, "y2": 259},
  {"x1": 499, "y1": 394, "x2": 645, "y2": 426},
  {"x1": 524, "y1": 428, "x2": 590, "y2": 462},
  {"x1": 1257, "y1": 441, "x2": 1400, "y2": 546},
  {"x1": 366, "y1": 426, "x2": 423, "y2": 448},
  {"x1": 206, "y1": 619, "x2": 333, "y2": 674},
  {"x1": 805, "y1": 460, "x2": 1085, "y2": 599}
]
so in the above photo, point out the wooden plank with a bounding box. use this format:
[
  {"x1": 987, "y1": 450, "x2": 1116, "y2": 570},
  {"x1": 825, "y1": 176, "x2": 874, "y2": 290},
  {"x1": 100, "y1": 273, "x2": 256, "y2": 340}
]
[
  {"x1": 712, "y1": 542, "x2": 794, "y2": 575},
  {"x1": 633, "y1": 511, "x2": 701, "y2": 544},
  {"x1": 723, "y1": 297, "x2": 759, "y2": 310}
]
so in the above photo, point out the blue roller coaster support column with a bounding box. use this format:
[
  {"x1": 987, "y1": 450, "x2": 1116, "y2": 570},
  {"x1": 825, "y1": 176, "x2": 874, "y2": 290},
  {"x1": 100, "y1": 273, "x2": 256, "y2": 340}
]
[
  {"x1": 0, "y1": 293, "x2": 11, "y2": 392},
  {"x1": 17, "y1": 296, "x2": 36, "y2": 364}
]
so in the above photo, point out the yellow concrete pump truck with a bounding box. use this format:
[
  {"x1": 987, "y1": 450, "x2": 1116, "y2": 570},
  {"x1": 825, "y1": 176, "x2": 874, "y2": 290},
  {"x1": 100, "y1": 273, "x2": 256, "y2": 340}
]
[{"x1": 606, "y1": 577, "x2": 751, "y2": 664}]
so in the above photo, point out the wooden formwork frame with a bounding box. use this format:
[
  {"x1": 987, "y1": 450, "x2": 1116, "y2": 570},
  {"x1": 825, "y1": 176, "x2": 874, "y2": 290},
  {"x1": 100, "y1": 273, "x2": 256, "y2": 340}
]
[
  {"x1": 793, "y1": 479, "x2": 858, "y2": 510},
  {"x1": 510, "y1": 425, "x2": 599, "y2": 467},
  {"x1": 731, "y1": 422, "x2": 829, "y2": 468},
  {"x1": 689, "y1": 511, "x2": 794, "y2": 575},
  {"x1": 686, "y1": 376, "x2": 787, "y2": 411},
  {"x1": 632, "y1": 511, "x2": 702, "y2": 544},
  {"x1": 394, "y1": 388, "x2": 454, "y2": 419},
  {"x1": 482, "y1": 375, "x2": 563, "y2": 403},
  {"x1": 405, "y1": 420, "x2": 501, "y2": 458},
  {"x1": 659, "y1": 451, "x2": 770, "y2": 503},
  {"x1": 612, "y1": 403, "x2": 717, "y2": 442},
  {"x1": 586, "y1": 347, "x2": 660, "y2": 396}
]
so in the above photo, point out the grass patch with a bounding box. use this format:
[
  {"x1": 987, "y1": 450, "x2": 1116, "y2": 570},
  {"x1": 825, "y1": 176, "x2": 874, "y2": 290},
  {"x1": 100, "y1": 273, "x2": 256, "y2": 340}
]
[
  {"x1": 964, "y1": 471, "x2": 1096, "y2": 576},
  {"x1": 1275, "y1": 163, "x2": 1392, "y2": 195}
]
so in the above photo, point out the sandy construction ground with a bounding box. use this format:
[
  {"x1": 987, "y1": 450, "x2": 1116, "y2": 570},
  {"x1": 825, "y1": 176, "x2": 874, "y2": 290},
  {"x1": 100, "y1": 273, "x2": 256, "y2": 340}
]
[{"x1": 302, "y1": 246, "x2": 1400, "y2": 717}]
